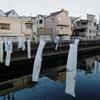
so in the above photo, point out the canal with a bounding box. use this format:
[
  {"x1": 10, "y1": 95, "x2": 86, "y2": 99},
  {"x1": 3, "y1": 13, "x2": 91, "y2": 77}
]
[{"x1": 0, "y1": 51, "x2": 100, "y2": 100}]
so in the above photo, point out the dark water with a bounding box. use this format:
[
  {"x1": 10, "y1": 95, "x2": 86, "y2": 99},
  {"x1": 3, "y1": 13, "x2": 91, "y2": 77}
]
[{"x1": 0, "y1": 52, "x2": 100, "y2": 100}]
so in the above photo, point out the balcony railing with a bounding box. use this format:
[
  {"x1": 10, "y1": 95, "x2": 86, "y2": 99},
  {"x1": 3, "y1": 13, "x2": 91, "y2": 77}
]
[
  {"x1": 57, "y1": 20, "x2": 71, "y2": 26},
  {"x1": 79, "y1": 32, "x2": 87, "y2": 36},
  {"x1": 56, "y1": 29, "x2": 71, "y2": 35},
  {"x1": 75, "y1": 25, "x2": 88, "y2": 29}
]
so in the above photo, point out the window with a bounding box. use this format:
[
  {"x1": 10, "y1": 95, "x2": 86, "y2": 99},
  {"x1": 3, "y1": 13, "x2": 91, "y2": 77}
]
[
  {"x1": 51, "y1": 18, "x2": 54, "y2": 22},
  {"x1": 25, "y1": 23, "x2": 32, "y2": 29},
  {"x1": 94, "y1": 22, "x2": 96, "y2": 26},
  {"x1": 0, "y1": 23, "x2": 10, "y2": 30},
  {"x1": 93, "y1": 36, "x2": 96, "y2": 39},
  {"x1": 40, "y1": 27, "x2": 43, "y2": 29},
  {"x1": 13, "y1": 12, "x2": 14, "y2": 14},
  {"x1": 81, "y1": 22, "x2": 87, "y2": 25},
  {"x1": 60, "y1": 27, "x2": 63, "y2": 30},
  {"x1": 39, "y1": 19, "x2": 43, "y2": 24},
  {"x1": 89, "y1": 36, "x2": 91, "y2": 39},
  {"x1": 59, "y1": 18, "x2": 63, "y2": 20},
  {"x1": 89, "y1": 29, "x2": 91, "y2": 33},
  {"x1": 77, "y1": 22, "x2": 81, "y2": 26}
]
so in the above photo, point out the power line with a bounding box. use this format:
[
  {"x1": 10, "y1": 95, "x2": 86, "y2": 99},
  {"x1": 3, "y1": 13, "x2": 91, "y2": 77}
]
[
  {"x1": 26, "y1": 0, "x2": 100, "y2": 16},
  {"x1": 27, "y1": 0, "x2": 60, "y2": 9}
]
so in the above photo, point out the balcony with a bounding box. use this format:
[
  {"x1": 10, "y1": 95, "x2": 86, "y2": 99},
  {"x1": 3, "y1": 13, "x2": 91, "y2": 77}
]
[
  {"x1": 57, "y1": 20, "x2": 70, "y2": 26},
  {"x1": 56, "y1": 29, "x2": 71, "y2": 35},
  {"x1": 79, "y1": 32, "x2": 87, "y2": 36},
  {"x1": 75, "y1": 25, "x2": 88, "y2": 29}
]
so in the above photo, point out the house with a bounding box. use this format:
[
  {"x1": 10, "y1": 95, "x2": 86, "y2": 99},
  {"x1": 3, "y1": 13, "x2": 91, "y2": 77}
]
[
  {"x1": 45, "y1": 9, "x2": 72, "y2": 37},
  {"x1": 35, "y1": 14, "x2": 52, "y2": 41},
  {"x1": 0, "y1": 9, "x2": 37, "y2": 41},
  {"x1": 74, "y1": 14, "x2": 97, "y2": 39},
  {"x1": 5, "y1": 9, "x2": 19, "y2": 18},
  {"x1": 35, "y1": 14, "x2": 48, "y2": 29}
]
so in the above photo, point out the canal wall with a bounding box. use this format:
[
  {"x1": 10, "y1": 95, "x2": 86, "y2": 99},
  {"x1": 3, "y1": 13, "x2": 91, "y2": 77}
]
[{"x1": 1, "y1": 40, "x2": 100, "y2": 63}]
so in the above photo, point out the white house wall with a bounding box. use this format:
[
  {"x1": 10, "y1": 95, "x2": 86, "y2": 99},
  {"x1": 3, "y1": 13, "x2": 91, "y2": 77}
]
[
  {"x1": 0, "y1": 11, "x2": 6, "y2": 16},
  {"x1": 35, "y1": 16, "x2": 45, "y2": 28},
  {"x1": 8, "y1": 11, "x2": 19, "y2": 18},
  {"x1": 87, "y1": 14, "x2": 95, "y2": 22},
  {"x1": 0, "y1": 16, "x2": 33, "y2": 36},
  {"x1": 86, "y1": 21, "x2": 97, "y2": 39}
]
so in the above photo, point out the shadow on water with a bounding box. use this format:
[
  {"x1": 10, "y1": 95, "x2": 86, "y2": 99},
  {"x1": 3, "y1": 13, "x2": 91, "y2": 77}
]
[{"x1": 0, "y1": 51, "x2": 100, "y2": 99}]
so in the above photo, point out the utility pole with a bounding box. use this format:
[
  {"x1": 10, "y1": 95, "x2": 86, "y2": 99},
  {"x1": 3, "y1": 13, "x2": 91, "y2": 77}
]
[{"x1": 31, "y1": 13, "x2": 33, "y2": 41}]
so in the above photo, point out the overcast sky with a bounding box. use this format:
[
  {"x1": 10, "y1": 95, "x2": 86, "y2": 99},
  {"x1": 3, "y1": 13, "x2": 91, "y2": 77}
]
[{"x1": 0, "y1": 0, "x2": 100, "y2": 22}]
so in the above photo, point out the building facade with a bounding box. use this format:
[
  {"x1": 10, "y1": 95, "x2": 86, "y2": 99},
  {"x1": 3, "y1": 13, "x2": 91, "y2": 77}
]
[
  {"x1": 35, "y1": 14, "x2": 52, "y2": 41},
  {"x1": 0, "y1": 16, "x2": 34, "y2": 37},
  {"x1": 74, "y1": 14, "x2": 97, "y2": 39},
  {"x1": 0, "y1": 9, "x2": 38, "y2": 41},
  {"x1": 45, "y1": 9, "x2": 72, "y2": 37}
]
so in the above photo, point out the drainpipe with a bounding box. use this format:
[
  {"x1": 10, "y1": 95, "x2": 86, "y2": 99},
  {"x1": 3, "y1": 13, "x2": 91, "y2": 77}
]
[
  {"x1": 21, "y1": 22, "x2": 23, "y2": 34},
  {"x1": 20, "y1": 22, "x2": 31, "y2": 37}
]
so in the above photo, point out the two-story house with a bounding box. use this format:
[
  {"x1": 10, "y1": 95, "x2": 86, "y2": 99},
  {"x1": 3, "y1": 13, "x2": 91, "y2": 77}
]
[
  {"x1": 74, "y1": 14, "x2": 97, "y2": 39},
  {"x1": 35, "y1": 14, "x2": 52, "y2": 41},
  {"x1": 0, "y1": 9, "x2": 37, "y2": 41},
  {"x1": 45, "y1": 9, "x2": 72, "y2": 37}
]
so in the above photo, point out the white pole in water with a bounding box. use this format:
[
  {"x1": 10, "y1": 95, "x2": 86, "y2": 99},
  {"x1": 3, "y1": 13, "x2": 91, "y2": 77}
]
[{"x1": 65, "y1": 39, "x2": 79, "y2": 97}]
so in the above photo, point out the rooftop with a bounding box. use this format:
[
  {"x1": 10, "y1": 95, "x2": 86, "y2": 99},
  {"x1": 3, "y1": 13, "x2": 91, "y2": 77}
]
[{"x1": 47, "y1": 11, "x2": 63, "y2": 18}]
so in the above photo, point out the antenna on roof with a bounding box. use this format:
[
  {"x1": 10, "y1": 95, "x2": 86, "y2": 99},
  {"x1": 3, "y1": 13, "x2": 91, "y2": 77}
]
[
  {"x1": 20, "y1": 10, "x2": 21, "y2": 16},
  {"x1": 9, "y1": 4, "x2": 10, "y2": 10}
]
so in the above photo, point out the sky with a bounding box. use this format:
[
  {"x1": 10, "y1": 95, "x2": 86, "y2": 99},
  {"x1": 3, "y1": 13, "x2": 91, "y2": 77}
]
[{"x1": 0, "y1": 0, "x2": 100, "y2": 23}]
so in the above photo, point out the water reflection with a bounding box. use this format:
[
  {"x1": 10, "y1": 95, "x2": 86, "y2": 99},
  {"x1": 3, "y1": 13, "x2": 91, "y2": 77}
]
[{"x1": 0, "y1": 53, "x2": 100, "y2": 98}]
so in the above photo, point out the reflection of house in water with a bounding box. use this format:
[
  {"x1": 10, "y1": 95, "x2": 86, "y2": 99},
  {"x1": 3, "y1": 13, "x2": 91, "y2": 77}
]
[
  {"x1": 85, "y1": 57, "x2": 95, "y2": 74},
  {"x1": 41, "y1": 65, "x2": 66, "y2": 83},
  {"x1": 56, "y1": 66, "x2": 66, "y2": 83},
  {"x1": 0, "y1": 74, "x2": 37, "y2": 96},
  {"x1": 78, "y1": 57, "x2": 95, "y2": 74},
  {"x1": 0, "y1": 65, "x2": 67, "y2": 96}
]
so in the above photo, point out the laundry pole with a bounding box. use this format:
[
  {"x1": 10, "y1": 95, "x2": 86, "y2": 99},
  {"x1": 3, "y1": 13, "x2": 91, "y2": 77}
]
[
  {"x1": 65, "y1": 39, "x2": 79, "y2": 97},
  {"x1": 32, "y1": 40, "x2": 46, "y2": 82}
]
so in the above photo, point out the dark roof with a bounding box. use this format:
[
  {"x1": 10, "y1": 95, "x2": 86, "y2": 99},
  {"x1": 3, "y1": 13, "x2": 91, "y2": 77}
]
[
  {"x1": 0, "y1": 9, "x2": 6, "y2": 16},
  {"x1": 5, "y1": 9, "x2": 19, "y2": 17},
  {"x1": 71, "y1": 17, "x2": 80, "y2": 22},
  {"x1": 46, "y1": 11, "x2": 63, "y2": 18},
  {"x1": 41, "y1": 15, "x2": 48, "y2": 18},
  {"x1": 36, "y1": 14, "x2": 48, "y2": 19}
]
